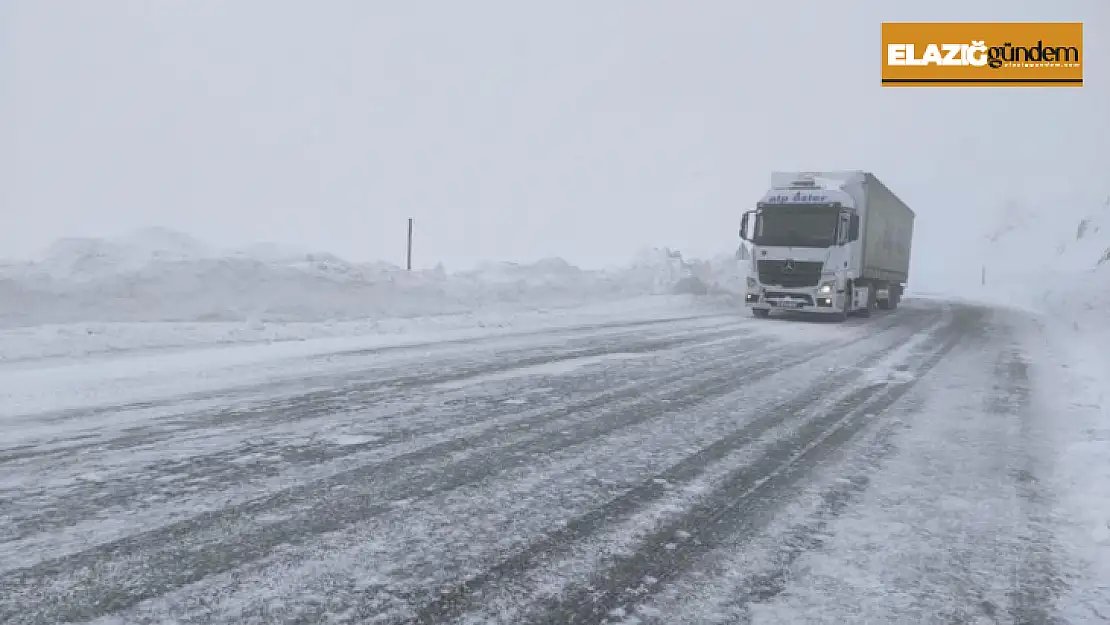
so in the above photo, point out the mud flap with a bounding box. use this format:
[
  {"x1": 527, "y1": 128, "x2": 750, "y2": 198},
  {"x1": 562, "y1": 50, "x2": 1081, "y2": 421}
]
[{"x1": 853, "y1": 285, "x2": 873, "y2": 318}]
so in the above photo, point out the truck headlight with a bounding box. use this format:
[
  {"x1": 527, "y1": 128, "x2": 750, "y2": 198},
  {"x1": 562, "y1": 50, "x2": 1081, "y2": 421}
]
[
  {"x1": 746, "y1": 276, "x2": 757, "y2": 288},
  {"x1": 817, "y1": 281, "x2": 835, "y2": 294}
]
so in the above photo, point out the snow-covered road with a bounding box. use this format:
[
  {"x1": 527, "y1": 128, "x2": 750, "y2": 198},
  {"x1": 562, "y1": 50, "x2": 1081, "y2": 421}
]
[{"x1": 0, "y1": 298, "x2": 1088, "y2": 624}]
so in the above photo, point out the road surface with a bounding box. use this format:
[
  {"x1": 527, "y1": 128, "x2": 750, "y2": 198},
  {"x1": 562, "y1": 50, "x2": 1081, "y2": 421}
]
[{"x1": 0, "y1": 298, "x2": 1069, "y2": 624}]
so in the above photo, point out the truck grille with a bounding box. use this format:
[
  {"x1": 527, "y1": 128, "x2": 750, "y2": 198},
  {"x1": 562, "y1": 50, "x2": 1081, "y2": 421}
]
[
  {"x1": 757, "y1": 260, "x2": 823, "y2": 287},
  {"x1": 764, "y1": 291, "x2": 814, "y2": 305}
]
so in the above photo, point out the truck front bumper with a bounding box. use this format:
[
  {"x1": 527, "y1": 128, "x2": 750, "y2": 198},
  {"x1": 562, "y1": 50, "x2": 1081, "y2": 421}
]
[{"x1": 745, "y1": 287, "x2": 842, "y2": 313}]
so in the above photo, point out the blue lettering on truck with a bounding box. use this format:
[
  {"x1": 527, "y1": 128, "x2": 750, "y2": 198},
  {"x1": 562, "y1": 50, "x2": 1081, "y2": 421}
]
[{"x1": 764, "y1": 191, "x2": 829, "y2": 204}]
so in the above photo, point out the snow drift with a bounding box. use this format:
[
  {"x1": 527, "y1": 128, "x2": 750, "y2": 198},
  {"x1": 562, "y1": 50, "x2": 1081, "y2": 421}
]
[{"x1": 0, "y1": 228, "x2": 749, "y2": 329}]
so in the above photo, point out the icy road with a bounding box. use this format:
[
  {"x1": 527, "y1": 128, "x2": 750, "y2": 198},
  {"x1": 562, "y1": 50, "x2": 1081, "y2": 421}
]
[{"x1": 0, "y1": 299, "x2": 1082, "y2": 624}]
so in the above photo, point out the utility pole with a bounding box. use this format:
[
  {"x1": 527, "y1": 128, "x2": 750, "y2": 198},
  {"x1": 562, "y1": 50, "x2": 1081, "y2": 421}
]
[
  {"x1": 406, "y1": 218, "x2": 414, "y2": 271},
  {"x1": 981, "y1": 265, "x2": 986, "y2": 286}
]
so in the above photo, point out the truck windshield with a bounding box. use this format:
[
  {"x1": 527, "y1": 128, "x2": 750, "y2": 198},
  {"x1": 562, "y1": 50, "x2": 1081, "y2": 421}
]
[{"x1": 754, "y1": 205, "x2": 839, "y2": 248}]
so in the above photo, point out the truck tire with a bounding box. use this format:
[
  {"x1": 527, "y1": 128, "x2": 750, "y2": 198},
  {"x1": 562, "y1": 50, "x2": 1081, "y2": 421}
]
[
  {"x1": 875, "y1": 281, "x2": 891, "y2": 310},
  {"x1": 752, "y1": 308, "x2": 770, "y2": 319}
]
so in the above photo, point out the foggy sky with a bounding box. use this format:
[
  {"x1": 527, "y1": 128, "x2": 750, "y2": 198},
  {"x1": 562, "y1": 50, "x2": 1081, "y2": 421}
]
[{"x1": 2, "y1": 0, "x2": 1107, "y2": 290}]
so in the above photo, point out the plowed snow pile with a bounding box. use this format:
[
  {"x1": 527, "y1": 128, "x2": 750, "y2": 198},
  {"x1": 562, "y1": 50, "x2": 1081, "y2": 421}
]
[{"x1": 0, "y1": 228, "x2": 749, "y2": 359}]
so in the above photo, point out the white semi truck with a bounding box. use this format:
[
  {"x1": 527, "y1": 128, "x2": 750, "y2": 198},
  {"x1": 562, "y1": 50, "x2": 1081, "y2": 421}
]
[{"x1": 739, "y1": 171, "x2": 915, "y2": 321}]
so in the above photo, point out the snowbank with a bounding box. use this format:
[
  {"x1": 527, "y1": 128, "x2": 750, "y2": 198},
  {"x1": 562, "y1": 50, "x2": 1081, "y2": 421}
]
[
  {"x1": 0, "y1": 230, "x2": 754, "y2": 327},
  {"x1": 0, "y1": 228, "x2": 750, "y2": 360}
]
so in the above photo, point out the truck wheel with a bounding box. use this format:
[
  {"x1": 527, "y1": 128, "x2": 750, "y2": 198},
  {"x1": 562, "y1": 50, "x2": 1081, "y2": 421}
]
[
  {"x1": 874, "y1": 282, "x2": 891, "y2": 310},
  {"x1": 752, "y1": 308, "x2": 770, "y2": 319}
]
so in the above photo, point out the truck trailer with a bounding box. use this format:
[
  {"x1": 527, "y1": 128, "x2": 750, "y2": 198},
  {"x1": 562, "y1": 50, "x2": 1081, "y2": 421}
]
[{"x1": 739, "y1": 171, "x2": 915, "y2": 321}]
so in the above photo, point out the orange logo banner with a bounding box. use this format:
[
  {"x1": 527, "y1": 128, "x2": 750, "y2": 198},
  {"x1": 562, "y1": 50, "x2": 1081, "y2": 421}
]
[{"x1": 881, "y1": 22, "x2": 1083, "y2": 87}]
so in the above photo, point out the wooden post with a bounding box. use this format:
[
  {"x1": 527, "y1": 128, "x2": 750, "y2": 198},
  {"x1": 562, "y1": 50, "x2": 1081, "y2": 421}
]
[{"x1": 406, "y1": 218, "x2": 413, "y2": 271}]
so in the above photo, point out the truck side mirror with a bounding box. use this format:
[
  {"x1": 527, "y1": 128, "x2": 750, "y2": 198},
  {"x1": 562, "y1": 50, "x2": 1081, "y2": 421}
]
[
  {"x1": 848, "y1": 215, "x2": 860, "y2": 242},
  {"x1": 739, "y1": 212, "x2": 751, "y2": 241}
]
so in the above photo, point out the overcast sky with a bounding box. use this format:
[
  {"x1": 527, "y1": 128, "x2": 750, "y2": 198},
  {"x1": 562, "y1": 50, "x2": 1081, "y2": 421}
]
[{"x1": 2, "y1": 0, "x2": 1106, "y2": 289}]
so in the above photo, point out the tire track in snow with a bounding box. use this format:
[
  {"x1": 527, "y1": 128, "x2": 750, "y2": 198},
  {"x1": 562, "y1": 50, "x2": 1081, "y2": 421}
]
[
  {"x1": 0, "y1": 311, "x2": 742, "y2": 368},
  {"x1": 0, "y1": 313, "x2": 740, "y2": 459},
  {"x1": 0, "y1": 317, "x2": 748, "y2": 530},
  {"x1": 0, "y1": 316, "x2": 750, "y2": 461},
  {"x1": 500, "y1": 305, "x2": 975, "y2": 625},
  {"x1": 405, "y1": 308, "x2": 945, "y2": 624},
  {"x1": 308, "y1": 311, "x2": 747, "y2": 361},
  {"x1": 1, "y1": 322, "x2": 750, "y2": 506},
  {"x1": 0, "y1": 321, "x2": 818, "y2": 623},
  {"x1": 209, "y1": 322, "x2": 751, "y2": 427},
  {"x1": 0, "y1": 308, "x2": 924, "y2": 624},
  {"x1": 991, "y1": 345, "x2": 1067, "y2": 625},
  {"x1": 78, "y1": 311, "x2": 942, "y2": 624},
  {"x1": 614, "y1": 305, "x2": 1064, "y2": 625},
  {"x1": 651, "y1": 366, "x2": 937, "y2": 624},
  {"x1": 0, "y1": 325, "x2": 763, "y2": 550},
  {"x1": 684, "y1": 308, "x2": 984, "y2": 623}
]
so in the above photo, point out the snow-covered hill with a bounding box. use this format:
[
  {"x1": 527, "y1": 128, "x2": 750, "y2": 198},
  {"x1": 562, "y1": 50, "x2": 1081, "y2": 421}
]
[
  {"x1": 977, "y1": 195, "x2": 1110, "y2": 326},
  {"x1": 0, "y1": 228, "x2": 749, "y2": 329}
]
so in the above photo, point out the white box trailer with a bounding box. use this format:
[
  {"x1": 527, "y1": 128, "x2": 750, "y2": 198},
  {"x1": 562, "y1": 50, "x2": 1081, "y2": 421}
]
[
  {"x1": 739, "y1": 171, "x2": 915, "y2": 320},
  {"x1": 856, "y1": 173, "x2": 914, "y2": 284}
]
